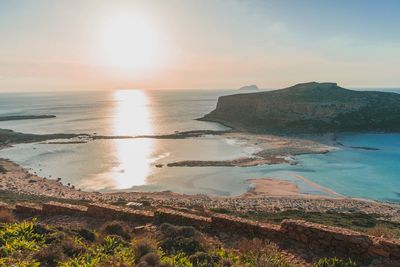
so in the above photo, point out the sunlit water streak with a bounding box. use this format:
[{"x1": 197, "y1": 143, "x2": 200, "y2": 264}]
[{"x1": 81, "y1": 90, "x2": 154, "y2": 190}]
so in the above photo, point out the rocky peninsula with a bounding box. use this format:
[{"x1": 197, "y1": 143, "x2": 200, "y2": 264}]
[
  {"x1": 0, "y1": 115, "x2": 56, "y2": 121},
  {"x1": 200, "y1": 82, "x2": 400, "y2": 133}
]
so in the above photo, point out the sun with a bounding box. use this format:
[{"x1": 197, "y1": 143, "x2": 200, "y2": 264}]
[{"x1": 96, "y1": 11, "x2": 164, "y2": 72}]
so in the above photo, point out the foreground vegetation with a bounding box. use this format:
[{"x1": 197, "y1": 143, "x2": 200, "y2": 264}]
[{"x1": 0, "y1": 214, "x2": 361, "y2": 267}]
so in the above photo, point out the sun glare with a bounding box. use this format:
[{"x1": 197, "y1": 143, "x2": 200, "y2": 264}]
[
  {"x1": 112, "y1": 89, "x2": 153, "y2": 189},
  {"x1": 96, "y1": 11, "x2": 165, "y2": 72}
]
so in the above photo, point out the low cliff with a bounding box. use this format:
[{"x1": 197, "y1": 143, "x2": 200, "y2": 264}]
[{"x1": 200, "y1": 82, "x2": 400, "y2": 133}]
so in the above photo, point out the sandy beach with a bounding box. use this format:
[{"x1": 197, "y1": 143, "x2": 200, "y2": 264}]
[
  {"x1": 246, "y1": 178, "x2": 305, "y2": 197},
  {"x1": 245, "y1": 176, "x2": 344, "y2": 199}
]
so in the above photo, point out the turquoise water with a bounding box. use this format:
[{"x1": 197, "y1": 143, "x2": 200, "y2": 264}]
[
  {"x1": 297, "y1": 134, "x2": 400, "y2": 202},
  {"x1": 0, "y1": 89, "x2": 399, "y2": 202}
]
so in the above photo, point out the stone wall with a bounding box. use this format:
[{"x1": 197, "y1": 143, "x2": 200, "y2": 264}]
[
  {"x1": 211, "y1": 213, "x2": 282, "y2": 240},
  {"x1": 15, "y1": 203, "x2": 42, "y2": 214},
  {"x1": 156, "y1": 208, "x2": 211, "y2": 229},
  {"x1": 86, "y1": 203, "x2": 154, "y2": 223},
  {"x1": 7, "y1": 201, "x2": 400, "y2": 262},
  {"x1": 0, "y1": 201, "x2": 14, "y2": 212},
  {"x1": 42, "y1": 201, "x2": 87, "y2": 216},
  {"x1": 281, "y1": 220, "x2": 400, "y2": 261}
]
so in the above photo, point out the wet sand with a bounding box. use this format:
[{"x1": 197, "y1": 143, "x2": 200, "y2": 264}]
[
  {"x1": 245, "y1": 176, "x2": 344, "y2": 199},
  {"x1": 166, "y1": 131, "x2": 336, "y2": 167},
  {"x1": 291, "y1": 174, "x2": 344, "y2": 198},
  {"x1": 246, "y1": 178, "x2": 305, "y2": 197}
]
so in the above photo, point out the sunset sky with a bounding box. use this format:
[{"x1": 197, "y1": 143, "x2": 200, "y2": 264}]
[{"x1": 1, "y1": 0, "x2": 399, "y2": 91}]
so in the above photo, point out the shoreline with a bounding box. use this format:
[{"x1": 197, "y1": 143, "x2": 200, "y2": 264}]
[
  {"x1": 1, "y1": 124, "x2": 400, "y2": 222},
  {"x1": 291, "y1": 173, "x2": 345, "y2": 198},
  {"x1": 1, "y1": 158, "x2": 400, "y2": 222}
]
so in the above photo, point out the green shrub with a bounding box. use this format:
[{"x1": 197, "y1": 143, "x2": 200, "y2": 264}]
[
  {"x1": 189, "y1": 251, "x2": 220, "y2": 266},
  {"x1": 34, "y1": 243, "x2": 65, "y2": 266},
  {"x1": 134, "y1": 239, "x2": 156, "y2": 262},
  {"x1": 313, "y1": 257, "x2": 359, "y2": 267},
  {"x1": 60, "y1": 238, "x2": 87, "y2": 258},
  {"x1": 0, "y1": 220, "x2": 46, "y2": 257},
  {"x1": 101, "y1": 235, "x2": 125, "y2": 254},
  {"x1": 139, "y1": 252, "x2": 161, "y2": 266},
  {"x1": 102, "y1": 221, "x2": 131, "y2": 240},
  {"x1": 77, "y1": 228, "x2": 96, "y2": 242},
  {"x1": 59, "y1": 253, "x2": 102, "y2": 267},
  {"x1": 160, "y1": 252, "x2": 192, "y2": 267},
  {"x1": 159, "y1": 223, "x2": 204, "y2": 255}
]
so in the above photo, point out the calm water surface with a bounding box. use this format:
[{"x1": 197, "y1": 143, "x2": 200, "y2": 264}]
[{"x1": 0, "y1": 89, "x2": 399, "y2": 202}]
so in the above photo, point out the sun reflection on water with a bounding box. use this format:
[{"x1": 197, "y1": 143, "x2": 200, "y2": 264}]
[
  {"x1": 110, "y1": 89, "x2": 153, "y2": 189},
  {"x1": 114, "y1": 90, "x2": 152, "y2": 136}
]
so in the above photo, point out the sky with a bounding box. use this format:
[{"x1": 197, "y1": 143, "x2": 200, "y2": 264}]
[{"x1": 0, "y1": 0, "x2": 400, "y2": 91}]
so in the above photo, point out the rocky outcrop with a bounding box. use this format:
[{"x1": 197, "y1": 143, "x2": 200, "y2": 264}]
[{"x1": 201, "y1": 82, "x2": 400, "y2": 133}]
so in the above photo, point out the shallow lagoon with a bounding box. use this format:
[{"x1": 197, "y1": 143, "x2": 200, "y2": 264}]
[{"x1": 0, "y1": 90, "x2": 399, "y2": 202}]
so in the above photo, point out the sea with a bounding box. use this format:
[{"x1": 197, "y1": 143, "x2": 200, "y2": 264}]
[{"x1": 0, "y1": 89, "x2": 400, "y2": 203}]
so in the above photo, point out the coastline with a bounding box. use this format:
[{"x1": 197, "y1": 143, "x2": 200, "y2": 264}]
[
  {"x1": 1, "y1": 157, "x2": 400, "y2": 223},
  {"x1": 291, "y1": 173, "x2": 345, "y2": 198},
  {"x1": 1, "y1": 117, "x2": 399, "y2": 221}
]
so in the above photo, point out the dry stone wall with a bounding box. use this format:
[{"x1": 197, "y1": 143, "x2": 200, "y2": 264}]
[
  {"x1": 281, "y1": 220, "x2": 400, "y2": 261},
  {"x1": 211, "y1": 213, "x2": 282, "y2": 240},
  {"x1": 7, "y1": 201, "x2": 400, "y2": 262},
  {"x1": 42, "y1": 201, "x2": 87, "y2": 216},
  {"x1": 15, "y1": 203, "x2": 42, "y2": 214},
  {"x1": 86, "y1": 203, "x2": 154, "y2": 223},
  {"x1": 156, "y1": 208, "x2": 211, "y2": 229}
]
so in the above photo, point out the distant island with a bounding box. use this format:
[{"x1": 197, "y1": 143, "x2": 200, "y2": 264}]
[
  {"x1": 200, "y1": 82, "x2": 400, "y2": 133},
  {"x1": 0, "y1": 115, "x2": 56, "y2": 121},
  {"x1": 238, "y1": 85, "x2": 259, "y2": 91}
]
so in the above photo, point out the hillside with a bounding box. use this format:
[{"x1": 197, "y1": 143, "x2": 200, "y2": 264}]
[
  {"x1": 0, "y1": 200, "x2": 399, "y2": 266},
  {"x1": 200, "y1": 82, "x2": 400, "y2": 133}
]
